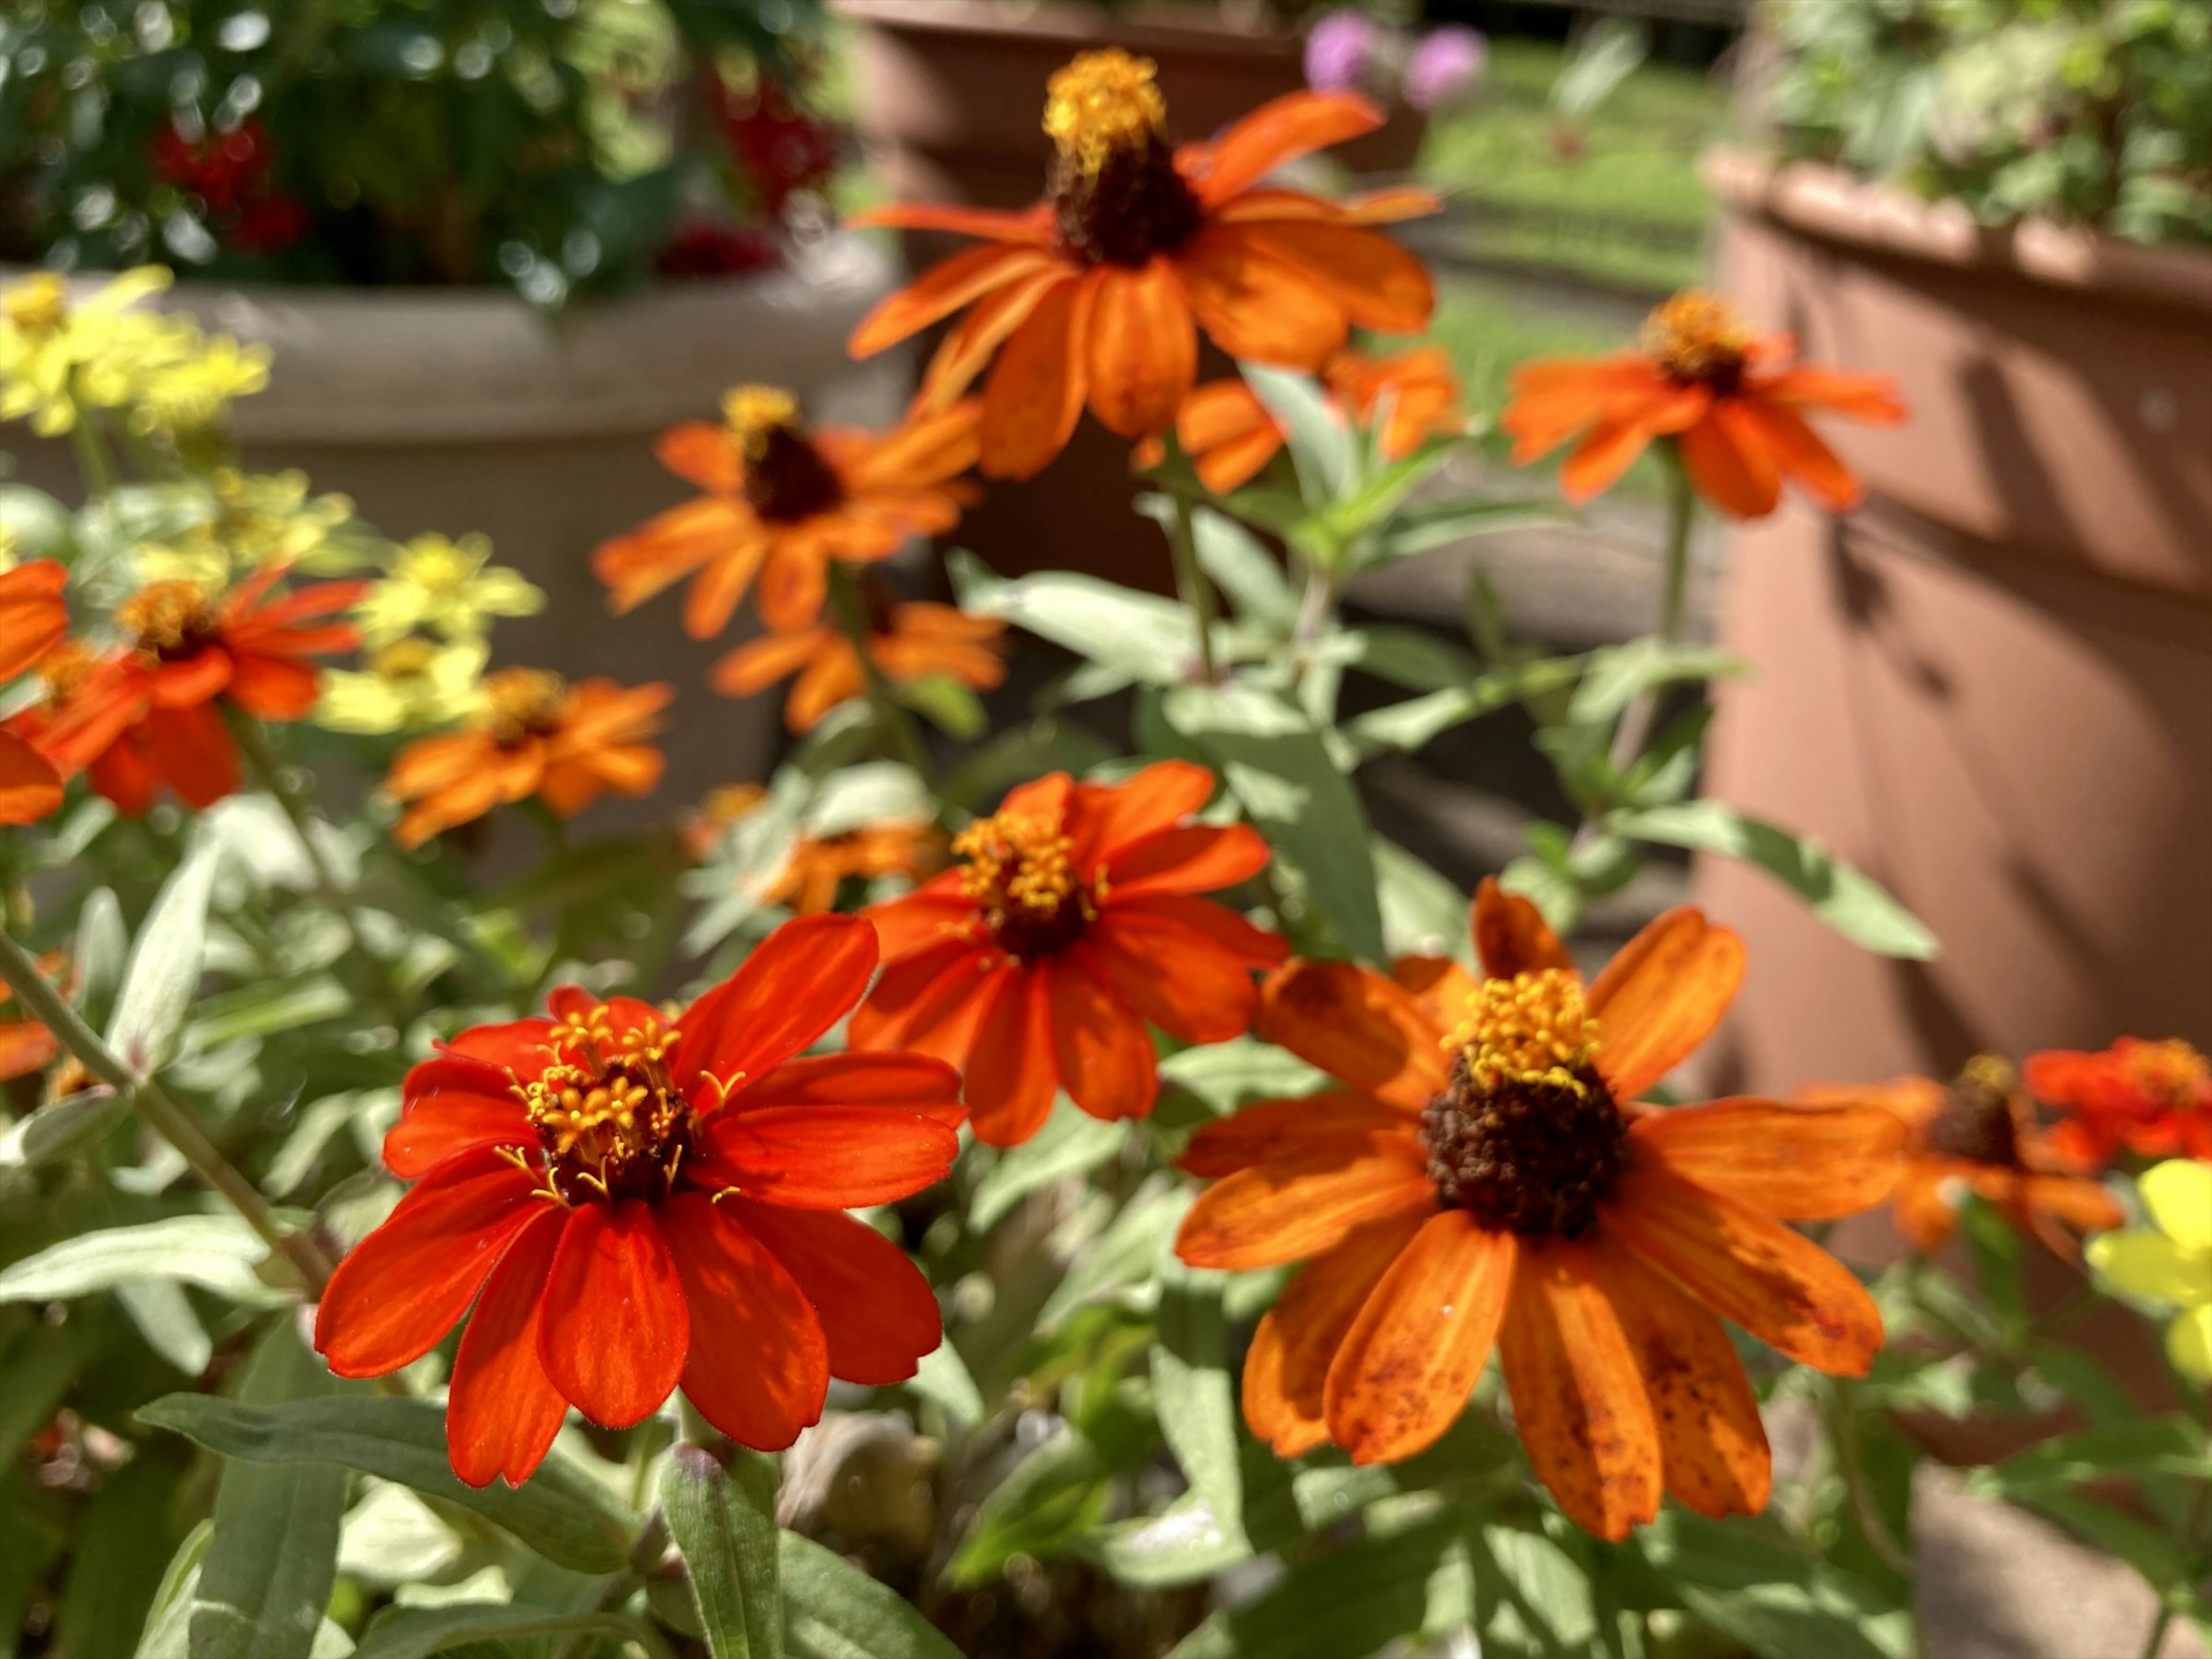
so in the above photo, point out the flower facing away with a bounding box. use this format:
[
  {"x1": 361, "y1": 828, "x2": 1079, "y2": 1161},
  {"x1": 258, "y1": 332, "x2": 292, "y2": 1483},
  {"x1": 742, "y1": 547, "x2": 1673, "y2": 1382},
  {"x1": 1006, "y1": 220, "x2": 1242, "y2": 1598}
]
[
  {"x1": 1501, "y1": 289, "x2": 1905, "y2": 517},
  {"x1": 1139, "y1": 346, "x2": 1463, "y2": 493},
  {"x1": 2088, "y1": 1161, "x2": 2212, "y2": 1383},
  {"x1": 681, "y1": 787, "x2": 948, "y2": 914},
  {"x1": 1805, "y1": 1056, "x2": 2124, "y2": 1257},
  {"x1": 383, "y1": 668, "x2": 672, "y2": 849},
  {"x1": 710, "y1": 578, "x2": 1006, "y2": 732},
  {"x1": 1173, "y1": 879, "x2": 1903, "y2": 1539},
  {"x1": 2025, "y1": 1037, "x2": 2212, "y2": 1166},
  {"x1": 853, "y1": 760, "x2": 1287, "y2": 1146},
  {"x1": 316, "y1": 637, "x2": 492, "y2": 736},
  {"x1": 356, "y1": 533, "x2": 545, "y2": 647},
  {"x1": 312, "y1": 915, "x2": 965, "y2": 1485},
  {"x1": 0, "y1": 560, "x2": 71, "y2": 823},
  {"x1": 593, "y1": 388, "x2": 980, "y2": 638},
  {"x1": 846, "y1": 49, "x2": 1438, "y2": 479}
]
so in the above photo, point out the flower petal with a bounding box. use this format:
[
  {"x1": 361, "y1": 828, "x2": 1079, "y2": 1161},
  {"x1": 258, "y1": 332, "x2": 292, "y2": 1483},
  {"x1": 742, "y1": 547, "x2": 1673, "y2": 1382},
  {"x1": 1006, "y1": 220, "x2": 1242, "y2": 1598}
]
[
  {"x1": 1176, "y1": 1131, "x2": 1433, "y2": 1271},
  {"x1": 722, "y1": 1199, "x2": 942, "y2": 1385},
  {"x1": 1099, "y1": 823, "x2": 1269, "y2": 899},
  {"x1": 0, "y1": 560, "x2": 68, "y2": 681},
  {"x1": 1732, "y1": 397, "x2": 1861, "y2": 512},
  {"x1": 1471, "y1": 876, "x2": 1574, "y2": 980},
  {"x1": 1046, "y1": 956, "x2": 1157, "y2": 1123},
  {"x1": 1232, "y1": 222, "x2": 1434, "y2": 335},
  {"x1": 1323, "y1": 1210, "x2": 1514, "y2": 1465},
  {"x1": 1067, "y1": 758, "x2": 1215, "y2": 867},
  {"x1": 1077, "y1": 908, "x2": 1257, "y2": 1045},
  {"x1": 1585, "y1": 907, "x2": 1745, "y2": 1101},
  {"x1": 979, "y1": 275, "x2": 1093, "y2": 480},
  {"x1": 538, "y1": 1202, "x2": 690, "y2": 1429},
  {"x1": 1498, "y1": 1238, "x2": 1662, "y2": 1540},
  {"x1": 2169, "y1": 1304, "x2": 2212, "y2": 1383},
  {"x1": 2087, "y1": 1230, "x2": 2208, "y2": 1306},
  {"x1": 963, "y1": 963, "x2": 1060, "y2": 1148},
  {"x1": 1196, "y1": 90, "x2": 1382, "y2": 205},
  {"x1": 697, "y1": 1105, "x2": 959, "y2": 1208},
  {"x1": 1676, "y1": 402, "x2": 1782, "y2": 518},
  {"x1": 0, "y1": 732, "x2": 63, "y2": 825},
  {"x1": 1117, "y1": 894, "x2": 1288, "y2": 969},
  {"x1": 848, "y1": 243, "x2": 1060, "y2": 358},
  {"x1": 1176, "y1": 226, "x2": 1347, "y2": 369},
  {"x1": 1085, "y1": 256, "x2": 1196, "y2": 439},
  {"x1": 447, "y1": 1205, "x2": 569, "y2": 1489},
  {"x1": 1629, "y1": 1099, "x2": 1906, "y2": 1220},
  {"x1": 661, "y1": 1192, "x2": 829, "y2": 1450},
  {"x1": 2144, "y1": 1160, "x2": 2212, "y2": 1252},
  {"x1": 676, "y1": 914, "x2": 878, "y2": 1105},
  {"x1": 1601, "y1": 1164, "x2": 1884, "y2": 1376},
  {"x1": 1179, "y1": 1091, "x2": 1412, "y2": 1178},
  {"x1": 382, "y1": 1080, "x2": 535, "y2": 1179},
  {"x1": 1256, "y1": 959, "x2": 1445, "y2": 1111},
  {"x1": 729, "y1": 1051, "x2": 966, "y2": 1127},
  {"x1": 1391, "y1": 956, "x2": 1477, "y2": 1040}
]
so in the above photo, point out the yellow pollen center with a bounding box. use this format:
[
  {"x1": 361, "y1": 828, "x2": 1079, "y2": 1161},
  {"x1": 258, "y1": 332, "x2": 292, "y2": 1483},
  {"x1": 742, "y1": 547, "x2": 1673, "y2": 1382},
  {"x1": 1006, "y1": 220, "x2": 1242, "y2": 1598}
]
[
  {"x1": 39, "y1": 640, "x2": 103, "y2": 704},
  {"x1": 2128, "y1": 1039, "x2": 2209, "y2": 1103},
  {"x1": 1445, "y1": 969, "x2": 1603, "y2": 1099},
  {"x1": 372, "y1": 638, "x2": 440, "y2": 680},
  {"x1": 3, "y1": 275, "x2": 69, "y2": 337},
  {"x1": 513, "y1": 1006, "x2": 694, "y2": 1201},
  {"x1": 1044, "y1": 49, "x2": 1168, "y2": 175},
  {"x1": 1641, "y1": 290, "x2": 1753, "y2": 382},
  {"x1": 723, "y1": 385, "x2": 803, "y2": 463},
  {"x1": 480, "y1": 666, "x2": 567, "y2": 743},
  {"x1": 117, "y1": 580, "x2": 218, "y2": 654}
]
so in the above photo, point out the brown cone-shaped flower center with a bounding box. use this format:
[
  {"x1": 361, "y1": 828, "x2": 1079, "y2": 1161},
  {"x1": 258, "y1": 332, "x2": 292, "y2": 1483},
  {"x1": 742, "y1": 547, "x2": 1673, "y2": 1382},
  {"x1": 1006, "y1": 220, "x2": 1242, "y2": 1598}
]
[
  {"x1": 117, "y1": 579, "x2": 219, "y2": 660},
  {"x1": 510, "y1": 1003, "x2": 700, "y2": 1205},
  {"x1": 1926, "y1": 1054, "x2": 2025, "y2": 1166},
  {"x1": 955, "y1": 802, "x2": 1097, "y2": 961},
  {"x1": 1641, "y1": 290, "x2": 1752, "y2": 396},
  {"x1": 1044, "y1": 49, "x2": 1203, "y2": 268},
  {"x1": 724, "y1": 385, "x2": 845, "y2": 524},
  {"x1": 479, "y1": 666, "x2": 568, "y2": 747},
  {"x1": 1421, "y1": 969, "x2": 1626, "y2": 1237}
]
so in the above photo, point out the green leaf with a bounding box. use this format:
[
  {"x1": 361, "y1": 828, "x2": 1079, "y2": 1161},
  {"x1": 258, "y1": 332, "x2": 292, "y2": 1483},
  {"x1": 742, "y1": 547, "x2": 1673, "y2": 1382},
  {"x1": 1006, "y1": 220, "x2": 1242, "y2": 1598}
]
[
  {"x1": 1375, "y1": 839, "x2": 1474, "y2": 963},
  {"x1": 1565, "y1": 640, "x2": 1747, "y2": 729},
  {"x1": 969, "y1": 1100, "x2": 1126, "y2": 1233},
  {"x1": 904, "y1": 1342, "x2": 984, "y2": 1435},
  {"x1": 1081, "y1": 1493, "x2": 1254, "y2": 1588},
  {"x1": 1638, "y1": 1512, "x2": 1911, "y2": 1659},
  {"x1": 948, "y1": 550, "x2": 1197, "y2": 681},
  {"x1": 1161, "y1": 683, "x2": 1385, "y2": 962},
  {"x1": 0, "y1": 1215, "x2": 281, "y2": 1306},
  {"x1": 191, "y1": 1323, "x2": 349, "y2": 1659},
  {"x1": 948, "y1": 1426, "x2": 1116, "y2": 1588},
  {"x1": 1346, "y1": 627, "x2": 1484, "y2": 694},
  {"x1": 107, "y1": 839, "x2": 221, "y2": 1074},
  {"x1": 137, "y1": 1395, "x2": 637, "y2": 1575},
  {"x1": 187, "y1": 975, "x2": 351, "y2": 1050},
  {"x1": 898, "y1": 673, "x2": 988, "y2": 741},
  {"x1": 0, "y1": 1086, "x2": 130, "y2": 1168},
  {"x1": 1166, "y1": 1513, "x2": 1468, "y2": 1659},
  {"x1": 1370, "y1": 497, "x2": 1568, "y2": 561},
  {"x1": 348, "y1": 1606, "x2": 644, "y2": 1659},
  {"x1": 1150, "y1": 1260, "x2": 1244, "y2": 1547},
  {"x1": 1184, "y1": 502, "x2": 1297, "y2": 630},
  {"x1": 663, "y1": 1441, "x2": 782, "y2": 1659},
  {"x1": 1343, "y1": 656, "x2": 1587, "y2": 756},
  {"x1": 119, "y1": 1281, "x2": 213, "y2": 1376},
  {"x1": 1241, "y1": 366, "x2": 1350, "y2": 506},
  {"x1": 1964, "y1": 1416, "x2": 2212, "y2": 1499},
  {"x1": 1608, "y1": 801, "x2": 1940, "y2": 960},
  {"x1": 135, "y1": 1521, "x2": 214, "y2": 1659},
  {"x1": 779, "y1": 1532, "x2": 963, "y2": 1659}
]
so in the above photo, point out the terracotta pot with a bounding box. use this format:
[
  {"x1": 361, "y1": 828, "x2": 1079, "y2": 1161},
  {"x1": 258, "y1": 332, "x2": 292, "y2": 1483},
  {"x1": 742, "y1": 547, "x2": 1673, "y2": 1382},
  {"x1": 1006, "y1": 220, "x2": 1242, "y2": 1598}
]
[
  {"x1": 1693, "y1": 151, "x2": 2212, "y2": 1096},
  {"x1": 6, "y1": 236, "x2": 914, "y2": 820}
]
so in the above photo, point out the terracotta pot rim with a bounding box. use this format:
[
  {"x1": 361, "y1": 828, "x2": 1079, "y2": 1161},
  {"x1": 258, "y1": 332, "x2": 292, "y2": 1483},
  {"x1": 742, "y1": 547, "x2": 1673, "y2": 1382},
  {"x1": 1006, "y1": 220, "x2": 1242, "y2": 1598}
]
[
  {"x1": 831, "y1": 0, "x2": 1305, "y2": 60},
  {"x1": 1704, "y1": 146, "x2": 2212, "y2": 315}
]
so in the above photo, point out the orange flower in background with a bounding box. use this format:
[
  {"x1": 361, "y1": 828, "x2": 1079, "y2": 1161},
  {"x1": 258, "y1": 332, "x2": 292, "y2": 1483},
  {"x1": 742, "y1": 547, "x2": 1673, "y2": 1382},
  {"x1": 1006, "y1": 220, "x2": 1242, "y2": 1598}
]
[
  {"x1": 6, "y1": 642, "x2": 153, "y2": 816},
  {"x1": 846, "y1": 49, "x2": 1437, "y2": 479},
  {"x1": 2025, "y1": 1038, "x2": 2212, "y2": 1165},
  {"x1": 0, "y1": 559, "x2": 72, "y2": 824},
  {"x1": 313, "y1": 915, "x2": 964, "y2": 1485},
  {"x1": 854, "y1": 759, "x2": 1286, "y2": 1146},
  {"x1": 1174, "y1": 878, "x2": 1901, "y2": 1539},
  {"x1": 1805, "y1": 1056, "x2": 2124, "y2": 1257},
  {"x1": 769, "y1": 823, "x2": 946, "y2": 916},
  {"x1": 1502, "y1": 290, "x2": 1904, "y2": 517},
  {"x1": 385, "y1": 668, "x2": 671, "y2": 849},
  {"x1": 711, "y1": 582, "x2": 1006, "y2": 733},
  {"x1": 1142, "y1": 346, "x2": 1464, "y2": 493},
  {"x1": 594, "y1": 388, "x2": 980, "y2": 638},
  {"x1": 0, "y1": 953, "x2": 69, "y2": 1081}
]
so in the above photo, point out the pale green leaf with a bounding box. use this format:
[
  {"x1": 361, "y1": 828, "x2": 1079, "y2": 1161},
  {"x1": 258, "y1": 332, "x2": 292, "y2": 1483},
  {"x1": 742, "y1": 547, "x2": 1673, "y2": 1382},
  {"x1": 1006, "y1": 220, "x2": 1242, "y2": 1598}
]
[
  {"x1": 780, "y1": 1532, "x2": 962, "y2": 1659},
  {"x1": 663, "y1": 1441, "x2": 782, "y2": 1659},
  {"x1": 0, "y1": 1215, "x2": 279, "y2": 1306},
  {"x1": 108, "y1": 840, "x2": 221, "y2": 1074}
]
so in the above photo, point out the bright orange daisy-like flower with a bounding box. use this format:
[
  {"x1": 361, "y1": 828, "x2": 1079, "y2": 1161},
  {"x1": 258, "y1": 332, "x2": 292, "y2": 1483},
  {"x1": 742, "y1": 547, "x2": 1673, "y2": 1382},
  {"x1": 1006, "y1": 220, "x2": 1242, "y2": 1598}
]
[
  {"x1": 1174, "y1": 879, "x2": 1902, "y2": 1539},
  {"x1": 385, "y1": 668, "x2": 672, "y2": 849},
  {"x1": 846, "y1": 49, "x2": 1438, "y2": 480},
  {"x1": 711, "y1": 582, "x2": 1006, "y2": 733},
  {"x1": 1502, "y1": 290, "x2": 1905, "y2": 517},
  {"x1": 594, "y1": 388, "x2": 980, "y2": 638},
  {"x1": 1805, "y1": 1056, "x2": 2124, "y2": 1257},
  {"x1": 0, "y1": 560, "x2": 73, "y2": 824},
  {"x1": 2025, "y1": 1037, "x2": 2212, "y2": 1165},
  {"x1": 313, "y1": 914, "x2": 964, "y2": 1486},
  {"x1": 854, "y1": 759, "x2": 1287, "y2": 1146},
  {"x1": 1141, "y1": 346, "x2": 1463, "y2": 493}
]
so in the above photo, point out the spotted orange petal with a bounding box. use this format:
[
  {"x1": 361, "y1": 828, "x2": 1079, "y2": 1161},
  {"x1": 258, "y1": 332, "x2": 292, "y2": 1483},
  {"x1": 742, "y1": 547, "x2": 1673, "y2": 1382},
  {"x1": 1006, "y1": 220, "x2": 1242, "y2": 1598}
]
[
  {"x1": 1585, "y1": 907, "x2": 1745, "y2": 1101},
  {"x1": 1630, "y1": 1099, "x2": 1906, "y2": 1220},
  {"x1": 1175, "y1": 1131, "x2": 1433, "y2": 1272}
]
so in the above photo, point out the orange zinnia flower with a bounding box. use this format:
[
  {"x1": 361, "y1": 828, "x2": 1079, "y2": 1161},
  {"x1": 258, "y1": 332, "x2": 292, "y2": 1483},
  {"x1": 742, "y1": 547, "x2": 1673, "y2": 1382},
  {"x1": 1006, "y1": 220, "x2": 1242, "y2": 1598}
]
[
  {"x1": 313, "y1": 915, "x2": 963, "y2": 1486},
  {"x1": 2025, "y1": 1038, "x2": 2212, "y2": 1165},
  {"x1": 853, "y1": 760, "x2": 1287, "y2": 1146},
  {"x1": 384, "y1": 669, "x2": 672, "y2": 849},
  {"x1": 0, "y1": 559, "x2": 71, "y2": 824},
  {"x1": 1806, "y1": 1056, "x2": 2125, "y2": 1257},
  {"x1": 1173, "y1": 878, "x2": 1902, "y2": 1539},
  {"x1": 846, "y1": 49, "x2": 1438, "y2": 480},
  {"x1": 770, "y1": 823, "x2": 947, "y2": 916},
  {"x1": 1141, "y1": 346, "x2": 1463, "y2": 493},
  {"x1": 1501, "y1": 290, "x2": 1905, "y2": 517},
  {"x1": 593, "y1": 388, "x2": 979, "y2": 638},
  {"x1": 0, "y1": 953, "x2": 69, "y2": 1081},
  {"x1": 711, "y1": 584, "x2": 1006, "y2": 733}
]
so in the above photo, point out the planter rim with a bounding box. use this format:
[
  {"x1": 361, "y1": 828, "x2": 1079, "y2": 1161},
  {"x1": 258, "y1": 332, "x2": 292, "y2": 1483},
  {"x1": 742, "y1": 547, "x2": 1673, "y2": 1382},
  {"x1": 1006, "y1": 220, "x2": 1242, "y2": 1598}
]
[
  {"x1": 1703, "y1": 147, "x2": 2212, "y2": 316},
  {"x1": 831, "y1": 0, "x2": 1305, "y2": 59}
]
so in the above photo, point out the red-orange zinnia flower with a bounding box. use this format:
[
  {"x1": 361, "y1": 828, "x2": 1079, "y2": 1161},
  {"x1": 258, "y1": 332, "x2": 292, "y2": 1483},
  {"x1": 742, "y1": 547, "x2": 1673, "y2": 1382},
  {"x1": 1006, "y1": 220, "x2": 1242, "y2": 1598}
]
[
  {"x1": 0, "y1": 559, "x2": 71, "y2": 824},
  {"x1": 846, "y1": 49, "x2": 1437, "y2": 480},
  {"x1": 1140, "y1": 346, "x2": 1463, "y2": 493},
  {"x1": 384, "y1": 669, "x2": 672, "y2": 849},
  {"x1": 313, "y1": 914, "x2": 964, "y2": 1486},
  {"x1": 711, "y1": 588, "x2": 1006, "y2": 733},
  {"x1": 2025, "y1": 1038, "x2": 2212, "y2": 1165},
  {"x1": 1173, "y1": 878, "x2": 1901, "y2": 1539},
  {"x1": 853, "y1": 760, "x2": 1287, "y2": 1146},
  {"x1": 1501, "y1": 290, "x2": 1904, "y2": 517},
  {"x1": 593, "y1": 387, "x2": 979, "y2": 637},
  {"x1": 1804, "y1": 1056, "x2": 2125, "y2": 1257},
  {"x1": 0, "y1": 953, "x2": 68, "y2": 1081}
]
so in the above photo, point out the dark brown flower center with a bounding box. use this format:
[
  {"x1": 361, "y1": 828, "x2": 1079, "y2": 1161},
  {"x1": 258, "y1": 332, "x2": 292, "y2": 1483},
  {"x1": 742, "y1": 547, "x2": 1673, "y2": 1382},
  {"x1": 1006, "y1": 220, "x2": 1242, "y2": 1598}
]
[
  {"x1": 1926, "y1": 1054, "x2": 2024, "y2": 1167},
  {"x1": 725, "y1": 385, "x2": 846, "y2": 524},
  {"x1": 1419, "y1": 971, "x2": 1626, "y2": 1237},
  {"x1": 1641, "y1": 290, "x2": 1752, "y2": 395},
  {"x1": 1044, "y1": 49, "x2": 1203, "y2": 268},
  {"x1": 954, "y1": 803, "x2": 1095, "y2": 961},
  {"x1": 511, "y1": 1004, "x2": 702, "y2": 1205},
  {"x1": 117, "y1": 580, "x2": 219, "y2": 661}
]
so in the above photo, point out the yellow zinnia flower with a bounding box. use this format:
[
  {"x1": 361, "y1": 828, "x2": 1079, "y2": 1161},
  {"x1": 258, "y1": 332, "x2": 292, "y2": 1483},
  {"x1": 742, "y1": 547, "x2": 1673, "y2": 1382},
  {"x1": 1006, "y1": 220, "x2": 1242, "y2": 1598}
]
[
  {"x1": 356, "y1": 533, "x2": 544, "y2": 646},
  {"x1": 0, "y1": 267, "x2": 176, "y2": 435},
  {"x1": 138, "y1": 469, "x2": 368, "y2": 589},
  {"x1": 316, "y1": 637, "x2": 491, "y2": 735},
  {"x1": 2088, "y1": 1160, "x2": 2212, "y2": 1381}
]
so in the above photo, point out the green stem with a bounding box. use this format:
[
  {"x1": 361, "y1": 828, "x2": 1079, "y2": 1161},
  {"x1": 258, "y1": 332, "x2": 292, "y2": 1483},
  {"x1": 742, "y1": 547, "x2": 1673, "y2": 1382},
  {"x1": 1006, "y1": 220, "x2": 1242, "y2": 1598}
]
[
  {"x1": 1161, "y1": 482, "x2": 1222, "y2": 685},
  {"x1": 67, "y1": 400, "x2": 120, "y2": 498},
  {"x1": 825, "y1": 560, "x2": 940, "y2": 796},
  {"x1": 2139, "y1": 1481, "x2": 2211, "y2": 1659},
  {"x1": 1828, "y1": 1374, "x2": 1912, "y2": 1575},
  {"x1": 0, "y1": 922, "x2": 335, "y2": 1292},
  {"x1": 1603, "y1": 445, "x2": 1697, "y2": 781}
]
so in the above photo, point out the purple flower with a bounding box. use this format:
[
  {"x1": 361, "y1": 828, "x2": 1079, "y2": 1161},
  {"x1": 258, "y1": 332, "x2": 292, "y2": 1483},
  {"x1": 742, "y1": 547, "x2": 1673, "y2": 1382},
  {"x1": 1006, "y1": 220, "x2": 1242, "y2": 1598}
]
[
  {"x1": 1404, "y1": 25, "x2": 1488, "y2": 111},
  {"x1": 1305, "y1": 10, "x2": 1385, "y2": 95}
]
